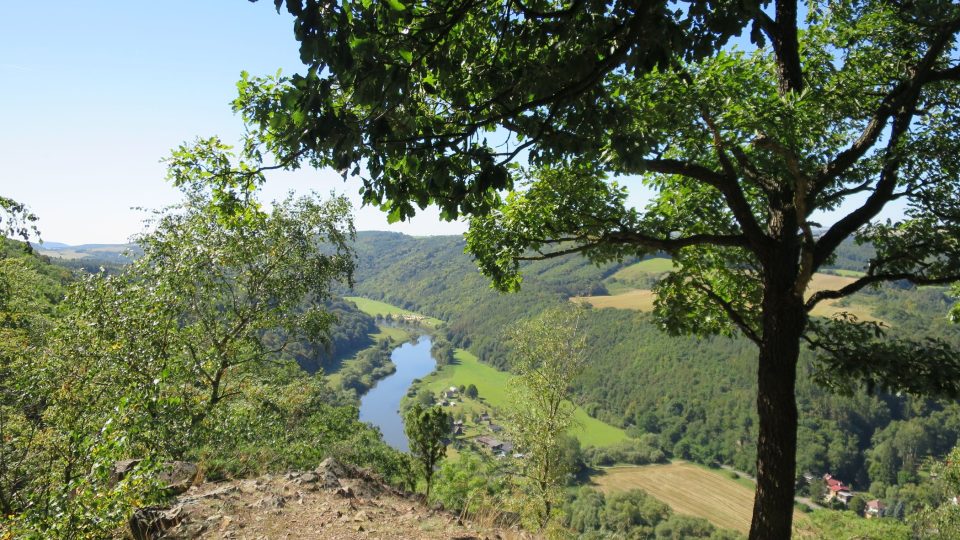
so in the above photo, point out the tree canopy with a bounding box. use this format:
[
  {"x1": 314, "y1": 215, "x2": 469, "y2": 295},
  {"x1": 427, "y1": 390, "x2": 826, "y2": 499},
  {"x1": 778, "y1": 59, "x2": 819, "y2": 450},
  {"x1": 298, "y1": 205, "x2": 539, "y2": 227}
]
[
  {"x1": 404, "y1": 403, "x2": 451, "y2": 500},
  {"x1": 246, "y1": 1, "x2": 960, "y2": 537}
]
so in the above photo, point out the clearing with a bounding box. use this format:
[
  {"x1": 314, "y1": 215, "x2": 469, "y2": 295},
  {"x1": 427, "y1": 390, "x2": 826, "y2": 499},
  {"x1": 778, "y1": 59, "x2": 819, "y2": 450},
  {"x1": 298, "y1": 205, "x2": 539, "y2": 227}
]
[
  {"x1": 417, "y1": 349, "x2": 629, "y2": 448},
  {"x1": 590, "y1": 461, "x2": 810, "y2": 535}
]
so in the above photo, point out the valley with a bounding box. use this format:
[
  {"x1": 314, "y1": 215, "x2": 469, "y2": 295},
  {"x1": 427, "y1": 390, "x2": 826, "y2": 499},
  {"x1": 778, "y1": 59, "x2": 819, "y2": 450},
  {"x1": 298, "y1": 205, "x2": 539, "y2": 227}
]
[{"x1": 7, "y1": 232, "x2": 960, "y2": 538}]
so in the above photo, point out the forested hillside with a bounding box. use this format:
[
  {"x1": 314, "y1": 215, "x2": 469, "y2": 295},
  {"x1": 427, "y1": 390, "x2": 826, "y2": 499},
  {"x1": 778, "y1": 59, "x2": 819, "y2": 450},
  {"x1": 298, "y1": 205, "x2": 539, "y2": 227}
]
[
  {"x1": 349, "y1": 231, "x2": 621, "y2": 368},
  {"x1": 0, "y1": 193, "x2": 420, "y2": 537},
  {"x1": 31, "y1": 240, "x2": 381, "y2": 377},
  {"x1": 348, "y1": 231, "x2": 960, "y2": 516}
]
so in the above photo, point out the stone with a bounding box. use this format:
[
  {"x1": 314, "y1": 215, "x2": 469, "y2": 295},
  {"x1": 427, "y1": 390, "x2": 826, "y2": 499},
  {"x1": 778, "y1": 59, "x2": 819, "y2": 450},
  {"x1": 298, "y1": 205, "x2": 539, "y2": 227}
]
[
  {"x1": 128, "y1": 505, "x2": 182, "y2": 540},
  {"x1": 110, "y1": 458, "x2": 143, "y2": 486},
  {"x1": 294, "y1": 471, "x2": 319, "y2": 484},
  {"x1": 158, "y1": 461, "x2": 199, "y2": 495},
  {"x1": 315, "y1": 457, "x2": 348, "y2": 489},
  {"x1": 251, "y1": 495, "x2": 286, "y2": 509}
]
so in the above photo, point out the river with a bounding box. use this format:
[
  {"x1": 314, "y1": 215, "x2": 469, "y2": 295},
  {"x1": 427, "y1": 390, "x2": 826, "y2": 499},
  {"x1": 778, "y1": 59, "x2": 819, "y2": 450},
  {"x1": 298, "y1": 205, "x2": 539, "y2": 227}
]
[{"x1": 358, "y1": 335, "x2": 436, "y2": 451}]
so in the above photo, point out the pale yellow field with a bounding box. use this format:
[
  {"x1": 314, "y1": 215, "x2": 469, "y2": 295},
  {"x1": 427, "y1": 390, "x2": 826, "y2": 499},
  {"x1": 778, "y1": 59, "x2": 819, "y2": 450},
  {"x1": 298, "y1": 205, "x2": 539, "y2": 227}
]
[
  {"x1": 806, "y1": 273, "x2": 857, "y2": 295},
  {"x1": 805, "y1": 274, "x2": 882, "y2": 322},
  {"x1": 575, "y1": 273, "x2": 881, "y2": 322},
  {"x1": 591, "y1": 462, "x2": 809, "y2": 535},
  {"x1": 571, "y1": 289, "x2": 657, "y2": 311}
]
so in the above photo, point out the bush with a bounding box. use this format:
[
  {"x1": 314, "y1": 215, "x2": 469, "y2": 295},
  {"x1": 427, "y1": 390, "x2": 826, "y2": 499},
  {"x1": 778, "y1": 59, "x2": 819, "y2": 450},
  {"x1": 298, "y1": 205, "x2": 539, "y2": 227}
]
[{"x1": 583, "y1": 436, "x2": 669, "y2": 467}]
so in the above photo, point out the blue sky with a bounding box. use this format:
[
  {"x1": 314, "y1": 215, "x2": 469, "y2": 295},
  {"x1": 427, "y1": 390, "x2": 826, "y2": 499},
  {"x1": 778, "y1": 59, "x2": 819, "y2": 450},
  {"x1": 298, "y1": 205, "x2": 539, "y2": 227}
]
[
  {"x1": 1, "y1": 2, "x2": 902, "y2": 245},
  {"x1": 1, "y1": 1, "x2": 466, "y2": 244}
]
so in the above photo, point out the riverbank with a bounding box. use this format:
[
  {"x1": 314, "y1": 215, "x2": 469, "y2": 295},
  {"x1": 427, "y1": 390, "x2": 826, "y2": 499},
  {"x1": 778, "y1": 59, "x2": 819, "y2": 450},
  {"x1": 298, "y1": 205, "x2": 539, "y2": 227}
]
[
  {"x1": 406, "y1": 348, "x2": 630, "y2": 448},
  {"x1": 326, "y1": 298, "x2": 440, "y2": 392}
]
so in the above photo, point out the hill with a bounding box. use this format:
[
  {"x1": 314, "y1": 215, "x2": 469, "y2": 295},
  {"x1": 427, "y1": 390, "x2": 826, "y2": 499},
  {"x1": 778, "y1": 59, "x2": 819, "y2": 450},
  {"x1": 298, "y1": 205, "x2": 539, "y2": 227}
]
[{"x1": 36, "y1": 242, "x2": 141, "y2": 268}]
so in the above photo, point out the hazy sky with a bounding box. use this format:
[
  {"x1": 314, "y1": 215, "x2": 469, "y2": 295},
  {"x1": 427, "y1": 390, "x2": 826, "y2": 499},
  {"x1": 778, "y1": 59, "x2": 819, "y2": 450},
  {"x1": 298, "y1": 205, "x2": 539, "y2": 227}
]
[
  {"x1": 1, "y1": 2, "x2": 903, "y2": 245},
  {"x1": 1, "y1": 1, "x2": 467, "y2": 244}
]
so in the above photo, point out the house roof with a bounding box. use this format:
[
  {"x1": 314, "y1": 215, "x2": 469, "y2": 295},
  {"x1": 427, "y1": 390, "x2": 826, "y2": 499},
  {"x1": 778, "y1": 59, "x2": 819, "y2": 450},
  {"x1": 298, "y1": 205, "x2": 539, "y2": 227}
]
[
  {"x1": 475, "y1": 436, "x2": 502, "y2": 448},
  {"x1": 867, "y1": 500, "x2": 885, "y2": 510}
]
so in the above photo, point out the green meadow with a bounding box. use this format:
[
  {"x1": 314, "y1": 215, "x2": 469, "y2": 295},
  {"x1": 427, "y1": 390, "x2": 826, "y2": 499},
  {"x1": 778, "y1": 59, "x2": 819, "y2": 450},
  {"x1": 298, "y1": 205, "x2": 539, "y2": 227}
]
[{"x1": 417, "y1": 349, "x2": 629, "y2": 448}]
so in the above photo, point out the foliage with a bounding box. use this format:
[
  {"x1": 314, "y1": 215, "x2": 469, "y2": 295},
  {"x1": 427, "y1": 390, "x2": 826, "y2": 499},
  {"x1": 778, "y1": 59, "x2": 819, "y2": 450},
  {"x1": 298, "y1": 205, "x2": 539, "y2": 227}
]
[
  {"x1": 584, "y1": 437, "x2": 669, "y2": 468},
  {"x1": 244, "y1": 0, "x2": 753, "y2": 221},
  {"x1": 241, "y1": 1, "x2": 960, "y2": 535},
  {"x1": 335, "y1": 339, "x2": 396, "y2": 396},
  {"x1": 429, "y1": 451, "x2": 508, "y2": 514},
  {"x1": 53, "y1": 186, "x2": 354, "y2": 458},
  {"x1": 507, "y1": 305, "x2": 588, "y2": 528},
  {"x1": 0, "y1": 196, "x2": 39, "y2": 246},
  {"x1": 800, "y1": 510, "x2": 910, "y2": 540},
  {"x1": 910, "y1": 445, "x2": 960, "y2": 539},
  {"x1": 0, "y1": 160, "x2": 412, "y2": 533},
  {"x1": 0, "y1": 256, "x2": 62, "y2": 520},
  {"x1": 563, "y1": 487, "x2": 739, "y2": 539},
  {"x1": 404, "y1": 403, "x2": 451, "y2": 500},
  {"x1": 281, "y1": 297, "x2": 378, "y2": 374},
  {"x1": 430, "y1": 335, "x2": 455, "y2": 367}
]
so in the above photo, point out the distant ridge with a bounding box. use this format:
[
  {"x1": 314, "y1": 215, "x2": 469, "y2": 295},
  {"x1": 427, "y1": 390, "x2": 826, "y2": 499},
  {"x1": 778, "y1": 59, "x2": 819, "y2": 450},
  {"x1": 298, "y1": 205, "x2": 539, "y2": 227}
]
[{"x1": 37, "y1": 241, "x2": 72, "y2": 249}]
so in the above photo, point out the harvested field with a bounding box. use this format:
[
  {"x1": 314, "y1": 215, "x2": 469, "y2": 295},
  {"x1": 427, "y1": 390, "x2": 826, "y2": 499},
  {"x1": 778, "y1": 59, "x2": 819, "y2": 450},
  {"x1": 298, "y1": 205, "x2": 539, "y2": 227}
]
[
  {"x1": 590, "y1": 461, "x2": 809, "y2": 535},
  {"x1": 571, "y1": 289, "x2": 657, "y2": 311},
  {"x1": 576, "y1": 273, "x2": 882, "y2": 322}
]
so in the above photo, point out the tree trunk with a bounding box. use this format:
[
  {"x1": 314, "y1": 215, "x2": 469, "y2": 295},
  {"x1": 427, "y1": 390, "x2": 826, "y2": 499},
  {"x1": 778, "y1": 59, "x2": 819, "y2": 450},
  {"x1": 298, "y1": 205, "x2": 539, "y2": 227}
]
[{"x1": 749, "y1": 288, "x2": 804, "y2": 540}]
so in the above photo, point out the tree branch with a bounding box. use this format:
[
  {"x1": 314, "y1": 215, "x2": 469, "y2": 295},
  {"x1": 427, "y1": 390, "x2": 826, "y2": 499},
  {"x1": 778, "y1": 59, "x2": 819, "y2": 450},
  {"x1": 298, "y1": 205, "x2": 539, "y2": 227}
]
[
  {"x1": 694, "y1": 282, "x2": 762, "y2": 345},
  {"x1": 640, "y1": 159, "x2": 769, "y2": 250},
  {"x1": 513, "y1": 230, "x2": 748, "y2": 262},
  {"x1": 814, "y1": 19, "x2": 960, "y2": 190},
  {"x1": 812, "y1": 80, "x2": 922, "y2": 270},
  {"x1": 805, "y1": 272, "x2": 960, "y2": 311},
  {"x1": 757, "y1": 1, "x2": 803, "y2": 95}
]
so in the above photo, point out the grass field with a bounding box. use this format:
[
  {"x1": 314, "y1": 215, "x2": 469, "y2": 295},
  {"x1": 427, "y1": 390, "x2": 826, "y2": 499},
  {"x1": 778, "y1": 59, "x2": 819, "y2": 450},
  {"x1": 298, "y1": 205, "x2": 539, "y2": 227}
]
[
  {"x1": 591, "y1": 462, "x2": 809, "y2": 535},
  {"x1": 417, "y1": 349, "x2": 629, "y2": 448},
  {"x1": 610, "y1": 258, "x2": 675, "y2": 280},
  {"x1": 344, "y1": 296, "x2": 444, "y2": 327}
]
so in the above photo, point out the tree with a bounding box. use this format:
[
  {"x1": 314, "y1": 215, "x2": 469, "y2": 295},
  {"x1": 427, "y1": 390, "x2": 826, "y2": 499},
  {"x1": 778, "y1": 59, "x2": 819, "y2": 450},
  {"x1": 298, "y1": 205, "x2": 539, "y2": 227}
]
[
  {"x1": 242, "y1": 2, "x2": 960, "y2": 537},
  {"x1": 507, "y1": 305, "x2": 587, "y2": 529},
  {"x1": 465, "y1": 383, "x2": 479, "y2": 400},
  {"x1": 53, "y1": 178, "x2": 354, "y2": 456},
  {"x1": 6, "y1": 169, "x2": 357, "y2": 534},
  {"x1": 0, "y1": 257, "x2": 57, "y2": 518},
  {"x1": 404, "y1": 403, "x2": 451, "y2": 500},
  {"x1": 911, "y1": 445, "x2": 960, "y2": 538},
  {"x1": 0, "y1": 197, "x2": 39, "y2": 247}
]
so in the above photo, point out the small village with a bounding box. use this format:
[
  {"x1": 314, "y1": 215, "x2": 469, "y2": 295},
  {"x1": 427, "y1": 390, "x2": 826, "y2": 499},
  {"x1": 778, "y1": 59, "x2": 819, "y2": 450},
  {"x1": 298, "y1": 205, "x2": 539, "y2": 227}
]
[
  {"x1": 431, "y1": 385, "x2": 519, "y2": 459},
  {"x1": 802, "y1": 472, "x2": 892, "y2": 520}
]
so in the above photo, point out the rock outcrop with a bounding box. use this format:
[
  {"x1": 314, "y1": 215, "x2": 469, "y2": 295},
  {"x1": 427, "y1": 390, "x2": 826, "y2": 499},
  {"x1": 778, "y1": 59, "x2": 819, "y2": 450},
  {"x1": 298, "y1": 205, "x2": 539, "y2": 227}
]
[{"x1": 129, "y1": 458, "x2": 525, "y2": 539}]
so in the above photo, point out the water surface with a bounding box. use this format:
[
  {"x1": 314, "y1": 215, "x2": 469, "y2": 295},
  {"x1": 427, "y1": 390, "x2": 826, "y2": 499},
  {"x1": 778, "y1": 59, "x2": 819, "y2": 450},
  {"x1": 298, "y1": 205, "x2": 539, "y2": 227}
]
[{"x1": 358, "y1": 336, "x2": 436, "y2": 451}]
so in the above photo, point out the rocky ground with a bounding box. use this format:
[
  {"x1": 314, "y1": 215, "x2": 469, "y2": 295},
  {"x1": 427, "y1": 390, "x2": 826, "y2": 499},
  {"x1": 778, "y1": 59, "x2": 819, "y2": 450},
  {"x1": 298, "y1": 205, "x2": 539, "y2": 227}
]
[{"x1": 129, "y1": 458, "x2": 526, "y2": 540}]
